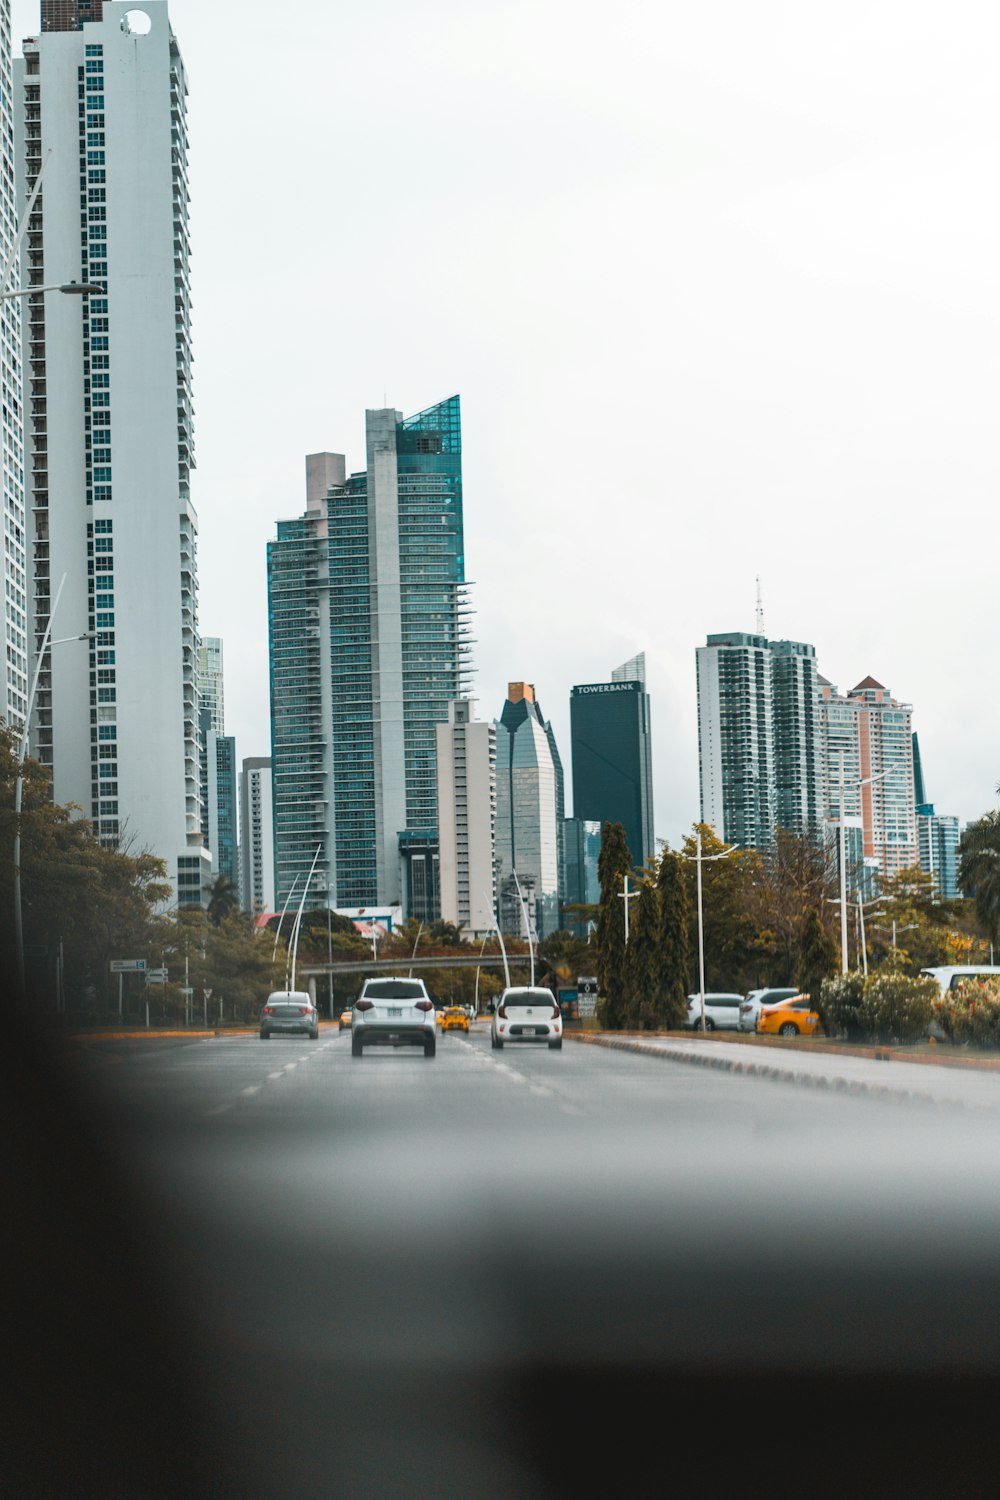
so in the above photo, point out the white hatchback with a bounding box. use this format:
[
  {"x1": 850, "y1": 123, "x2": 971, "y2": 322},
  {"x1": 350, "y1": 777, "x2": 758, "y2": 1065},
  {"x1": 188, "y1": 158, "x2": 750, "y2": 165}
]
[{"x1": 491, "y1": 987, "x2": 563, "y2": 1051}]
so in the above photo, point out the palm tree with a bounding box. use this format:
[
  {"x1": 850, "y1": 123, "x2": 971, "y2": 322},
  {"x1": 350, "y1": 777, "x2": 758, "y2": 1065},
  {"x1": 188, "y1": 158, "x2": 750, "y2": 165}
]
[
  {"x1": 958, "y1": 810, "x2": 1000, "y2": 945},
  {"x1": 206, "y1": 873, "x2": 239, "y2": 928}
]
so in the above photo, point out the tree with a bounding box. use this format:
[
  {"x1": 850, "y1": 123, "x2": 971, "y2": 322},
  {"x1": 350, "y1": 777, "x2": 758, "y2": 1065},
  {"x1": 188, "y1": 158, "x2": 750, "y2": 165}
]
[
  {"x1": 624, "y1": 878, "x2": 660, "y2": 1029},
  {"x1": 958, "y1": 811, "x2": 1000, "y2": 947},
  {"x1": 656, "y1": 849, "x2": 690, "y2": 1029},
  {"x1": 595, "y1": 821, "x2": 633, "y2": 1029},
  {"x1": 0, "y1": 727, "x2": 170, "y2": 1008},
  {"x1": 206, "y1": 873, "x2": 239, "y2": 927},
  {"x1": 744, "y1": 829, "x2": 836, "y2": 987},
  {"x1": 796, "y1": 907, "x2": 838, "y2": 1008}
]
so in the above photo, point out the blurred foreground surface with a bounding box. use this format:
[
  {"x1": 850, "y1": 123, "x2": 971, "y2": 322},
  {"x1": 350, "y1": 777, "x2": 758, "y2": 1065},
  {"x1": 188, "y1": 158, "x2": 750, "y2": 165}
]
[{"x1": 5, "y1": 1012, "x2": 1000, "y2": 1497}]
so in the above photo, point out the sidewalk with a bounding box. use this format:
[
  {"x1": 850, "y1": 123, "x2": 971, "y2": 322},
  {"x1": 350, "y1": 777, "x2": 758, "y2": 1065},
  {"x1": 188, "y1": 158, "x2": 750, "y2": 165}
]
[{"x1": 568, "y1": 1031, "x2": 1000, "y2": 1112}]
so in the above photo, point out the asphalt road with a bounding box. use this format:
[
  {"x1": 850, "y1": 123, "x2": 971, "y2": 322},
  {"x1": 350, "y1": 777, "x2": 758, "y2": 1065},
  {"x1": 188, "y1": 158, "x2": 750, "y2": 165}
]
[{"x1": 9, "y1": 1019, "x2": 1000, "y2": 1498}]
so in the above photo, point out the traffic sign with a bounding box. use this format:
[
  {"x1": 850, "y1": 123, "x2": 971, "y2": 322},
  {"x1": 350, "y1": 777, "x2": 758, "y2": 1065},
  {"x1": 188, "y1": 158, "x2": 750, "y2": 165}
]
[
  {"x1": 146, "y1": 967, "x2": 168, "y2": 984},
  {"x1": 110, "y1": 958, "x2": 147, "y2": 973}
]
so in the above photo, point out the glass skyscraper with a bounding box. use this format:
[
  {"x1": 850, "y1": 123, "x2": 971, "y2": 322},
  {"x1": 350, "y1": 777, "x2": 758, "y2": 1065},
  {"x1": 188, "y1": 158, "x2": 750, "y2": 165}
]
[
  {"x1": 268, "y1": 397, "x2": 471, "y2": 911},
  {"x1": 494, "y1": 682, "x2": 562, "y2": 940}
]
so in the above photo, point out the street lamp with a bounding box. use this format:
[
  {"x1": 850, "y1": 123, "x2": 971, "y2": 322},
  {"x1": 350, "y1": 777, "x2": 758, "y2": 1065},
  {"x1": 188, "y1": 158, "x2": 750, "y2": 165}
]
[
  {"x1": 872, "y1": 919, "x2": 918, "y2": 956},
  {"x1": 833, "y1": 753, "x2": 887, "y2": 973},
  {"x1": 678, "y1": 828, "x2": 739, "y2": 1034},
  {"x1": 14, "y1": 572, "x2": 92, "y2": 1004},
  {"x1": 618, "y1": 872, "x2": 640, "y2": 945},
  {"x1": 0, "y1": 280, "x2": 105, "y2": 301}
]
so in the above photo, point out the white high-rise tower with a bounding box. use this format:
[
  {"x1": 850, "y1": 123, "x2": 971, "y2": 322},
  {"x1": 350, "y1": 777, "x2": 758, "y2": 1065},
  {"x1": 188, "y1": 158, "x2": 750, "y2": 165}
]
[
  {"x1": 16, "y1": 2, "x2": 208, "y2": 898},
  {"x1": 0, "y1": 0, "x2": 28, "y2": 734}
]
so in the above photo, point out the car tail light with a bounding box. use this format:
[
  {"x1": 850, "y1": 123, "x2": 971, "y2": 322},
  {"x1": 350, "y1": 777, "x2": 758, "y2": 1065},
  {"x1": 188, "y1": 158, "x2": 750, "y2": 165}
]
[
  {"x1": 551, "y1": 1002, "x2": 561, "y2": 1019},
  {"x1": 298, "y1": 1008, "x2": 309, "y2": 1015},
  {"x1": 356, "y1": 999, "x2": 374, "y2": 1012},
  {"x1": 415, "y1": 999, "x2": 433, "y2": 1012},
  {"x1": 497, "y1": 1002, "x2": 507, "y2": 1018},
  {"x1": 263, "y1": 1006, "x2": 273, "y2": 1015}
]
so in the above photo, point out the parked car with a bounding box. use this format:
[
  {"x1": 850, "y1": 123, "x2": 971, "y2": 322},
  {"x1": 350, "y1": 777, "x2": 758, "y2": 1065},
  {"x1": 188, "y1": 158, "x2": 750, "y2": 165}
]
[
  {"x1": 739, "y1": 987, "x2": 801, "y2": 1033},
  {"x1": 683, "y1": 993, "x2": 744, "y2": 1032},
  {"x1": 920, "y1": 966, "x2": 1000, "y2": 998},
  {"x1": 491, "y1": 987, "x2": 563, "y2": 1050},
  {"x1": 441, "y1": 1006, "x2": 470, "y2": 1033},
  {"x1": 338, "y1": 1007, "x2": 353, "y2": 1031},
  {"x1": 351, "y1": 977, "x2": 437, "y2": 1058},
  {"x1": 756, "y1": 994, "x2": 821, "y2": 1038},
  {"x1": 260, "y1": 991, "x2": 320, "y2": 1041}
]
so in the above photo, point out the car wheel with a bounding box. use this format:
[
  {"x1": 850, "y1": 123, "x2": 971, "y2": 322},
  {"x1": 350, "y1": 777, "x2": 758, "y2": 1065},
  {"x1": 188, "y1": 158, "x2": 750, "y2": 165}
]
[
  {"x1": 703, "y1": 1018, "x2": 714, "y2": 1032},
  {"x1": 351, "y1": 1036, "x2": 364, "y2": 1058},
  {"x1": 424, "y1": 1038, "x2": 436, "y2": 1058},
  {"x1": 548, "y1": 1039, "x2": 562, "y2": 1051},
  {"x1": 778, "y1": 1022, "x2": 799, "y2": 1037},
  {"x1": 259, "y1": 1031, "x2": 269, "y2": 1040},
  {"x1": 495, "y1": 1037, "x2": 504, "y2": 1050}
]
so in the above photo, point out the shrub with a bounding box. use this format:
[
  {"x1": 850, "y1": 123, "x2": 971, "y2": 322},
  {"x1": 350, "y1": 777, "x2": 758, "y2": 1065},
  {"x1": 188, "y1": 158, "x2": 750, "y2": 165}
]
[
  {"x1": 819, "y1": 971, "x2": 866, "y2": 1041},
  {"x1": 856, "y1": 973, "x2": 937, "y2": 1045},
  {"x1": 821, "y1": 972, "x2": 937, "y2": 1044},
  {"x1": 947, "y1": 977, "x2": 1000, "y2": 1049}
]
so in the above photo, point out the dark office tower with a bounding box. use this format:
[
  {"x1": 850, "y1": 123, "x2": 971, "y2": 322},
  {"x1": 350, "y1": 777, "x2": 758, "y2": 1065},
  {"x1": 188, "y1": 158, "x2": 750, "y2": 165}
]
[
  {"x1": 41, "y1": 1, "x2": 104, "y2": 31},
  {"x1": 912, "y1": 732, "x2": 927, "y2": 810},
  {"x1": 570, "y1": 653, "x2": 655, "y2": 870}
]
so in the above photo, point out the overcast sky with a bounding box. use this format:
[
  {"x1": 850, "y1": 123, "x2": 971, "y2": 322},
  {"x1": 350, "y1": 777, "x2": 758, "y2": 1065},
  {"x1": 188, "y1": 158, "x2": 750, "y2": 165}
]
[{"x1": 14, "y1": 0, "x2": 1000, "y2": 847}]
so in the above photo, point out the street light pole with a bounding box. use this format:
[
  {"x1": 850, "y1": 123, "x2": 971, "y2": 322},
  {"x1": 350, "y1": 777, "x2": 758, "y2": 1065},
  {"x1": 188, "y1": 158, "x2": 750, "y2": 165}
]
[
  {"x1": 678, "y1": 828, "x2": 740, "y2": 1033},
  {"x1": 618, "y1": 872, "x2": 639, "y2": 945}
]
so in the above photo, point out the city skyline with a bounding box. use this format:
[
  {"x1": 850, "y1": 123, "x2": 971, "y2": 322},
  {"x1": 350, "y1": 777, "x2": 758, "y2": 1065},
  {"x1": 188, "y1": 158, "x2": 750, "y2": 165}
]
[{"x1": 7, "y1": 0, "x2": 999, "y2": 859}]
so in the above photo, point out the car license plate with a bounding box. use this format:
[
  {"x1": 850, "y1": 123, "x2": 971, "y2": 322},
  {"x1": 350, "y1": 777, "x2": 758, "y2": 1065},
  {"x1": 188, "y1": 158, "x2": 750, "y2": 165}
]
[
  {"x1": 387, "y1": 1007, "x2": 402, "y2": 1017},
  {"x1": 522, "y1": 1027, "x2": 537, "y2": 1036}
]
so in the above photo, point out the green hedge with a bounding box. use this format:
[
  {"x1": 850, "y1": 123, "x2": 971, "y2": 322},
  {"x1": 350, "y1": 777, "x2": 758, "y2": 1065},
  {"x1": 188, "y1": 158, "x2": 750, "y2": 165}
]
[
  {"x1": 936, "y1": 977, "x2": 1000, "y2": 1048},
  {"x1": 820, "y1": 972, "x2": 936, "y2": 1045}
]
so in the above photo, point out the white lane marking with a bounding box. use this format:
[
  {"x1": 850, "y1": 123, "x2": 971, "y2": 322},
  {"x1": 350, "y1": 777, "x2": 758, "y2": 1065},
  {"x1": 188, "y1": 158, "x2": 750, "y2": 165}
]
[
  {"x1": 267, "y1": 1071, "x2": 284, "y2": 1080},
  {"x1": 206, "y1": 1103, "x2": 232, "y2": 1116},
  {"x1": 530, "y1": 1085, "x2": 554, "y2": 1098},
  {"x1": 282, "y1": 1063, "x2": 298, "y2": 1072},
  {"x1": 241, "y1": 1085, "x2": 260, "y2": 1096}
]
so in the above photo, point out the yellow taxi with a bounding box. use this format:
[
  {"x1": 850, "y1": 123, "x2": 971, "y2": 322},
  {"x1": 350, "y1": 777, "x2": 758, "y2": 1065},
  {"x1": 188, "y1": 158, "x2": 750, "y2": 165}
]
[
  {"x1": 339, "y1": 1007, "x2": 353, "y2": 1031},
  {"x1": 756, "y1": 994, "x2": 821, "y2": 1038},
  {"x1": 441, "y1": 1006, "x2": 470, "y2": 1033}
]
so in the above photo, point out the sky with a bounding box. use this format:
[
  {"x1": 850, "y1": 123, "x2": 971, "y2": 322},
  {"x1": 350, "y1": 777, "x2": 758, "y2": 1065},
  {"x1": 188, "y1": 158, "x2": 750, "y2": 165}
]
[{"x1": 13, "y1": 0, "x2": 1000, "y2": 848}]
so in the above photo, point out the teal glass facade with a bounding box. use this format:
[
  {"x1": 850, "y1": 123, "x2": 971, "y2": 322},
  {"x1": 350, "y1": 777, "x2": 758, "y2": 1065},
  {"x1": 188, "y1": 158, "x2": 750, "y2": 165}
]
[{"x1": 268, "y1": 397, "x2": 470, "y2": 911}]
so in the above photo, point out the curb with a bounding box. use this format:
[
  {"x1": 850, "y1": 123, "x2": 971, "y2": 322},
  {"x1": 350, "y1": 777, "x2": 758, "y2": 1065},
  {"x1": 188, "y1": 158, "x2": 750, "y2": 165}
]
[{"x1": 565, "y1": 1032, "x2": 978, "y2": 1110}]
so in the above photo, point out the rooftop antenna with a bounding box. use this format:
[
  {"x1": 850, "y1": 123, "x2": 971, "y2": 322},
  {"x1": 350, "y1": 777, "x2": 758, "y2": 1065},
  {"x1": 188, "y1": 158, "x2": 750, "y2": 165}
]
[{"x1": 755, "y1": 575, "x2": 765, "y2": 637}]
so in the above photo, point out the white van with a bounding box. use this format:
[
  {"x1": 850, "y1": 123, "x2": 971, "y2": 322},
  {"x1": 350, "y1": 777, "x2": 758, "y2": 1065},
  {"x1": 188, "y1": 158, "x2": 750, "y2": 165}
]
[{"x1": 919, "y1": 966, "x2": 1000, "y2": 998}]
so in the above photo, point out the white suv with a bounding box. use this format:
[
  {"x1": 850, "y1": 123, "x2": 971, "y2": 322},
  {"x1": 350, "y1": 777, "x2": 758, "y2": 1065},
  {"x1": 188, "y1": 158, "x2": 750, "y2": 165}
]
[
  {"x1": 491, "y1": 987, "x2": 563, "y2": 1051},
  {"x1": 351, "y1": 977, "x2": 437, "y2": 1058},
  {"x1": 738, "y1": 987, "x2": 800, "y2": 1033},
  {"x1": 683, "y1": 993, "x2": 743, "y2": 1031}
]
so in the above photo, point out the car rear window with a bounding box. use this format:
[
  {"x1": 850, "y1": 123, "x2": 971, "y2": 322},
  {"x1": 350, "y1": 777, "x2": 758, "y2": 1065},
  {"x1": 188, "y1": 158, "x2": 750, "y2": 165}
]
[
  {"x1": 362, "y1": 980, "x2": 426, "y2": 999},
  {"x1": 503, "y1": 992, "x2": 552, "y2": 1008}
]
